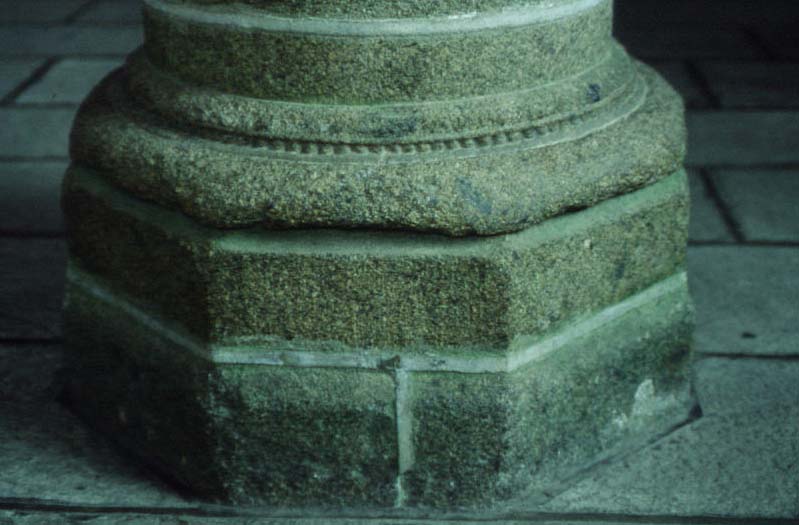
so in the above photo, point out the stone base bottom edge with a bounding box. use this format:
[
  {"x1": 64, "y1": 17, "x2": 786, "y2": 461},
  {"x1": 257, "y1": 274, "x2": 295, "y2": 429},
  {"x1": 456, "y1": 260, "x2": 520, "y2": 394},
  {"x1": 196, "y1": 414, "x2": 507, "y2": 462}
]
[{"x1": 62, "y1": 271, "x2": 697, "y2": 511}]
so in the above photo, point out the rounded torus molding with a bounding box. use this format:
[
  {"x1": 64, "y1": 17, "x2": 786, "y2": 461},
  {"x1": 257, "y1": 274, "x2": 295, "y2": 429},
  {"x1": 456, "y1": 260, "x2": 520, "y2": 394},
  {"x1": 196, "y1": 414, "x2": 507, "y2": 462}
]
[{"x1": 70, "y1": 0, "x2": 687, "y2": 236}]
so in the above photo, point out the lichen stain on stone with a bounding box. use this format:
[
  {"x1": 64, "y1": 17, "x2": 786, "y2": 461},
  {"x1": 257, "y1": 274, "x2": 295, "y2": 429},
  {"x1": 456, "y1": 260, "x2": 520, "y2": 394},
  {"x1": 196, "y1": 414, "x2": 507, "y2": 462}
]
[{"x1": 611, "y1": 378, "x2": 680, "y2": 431}]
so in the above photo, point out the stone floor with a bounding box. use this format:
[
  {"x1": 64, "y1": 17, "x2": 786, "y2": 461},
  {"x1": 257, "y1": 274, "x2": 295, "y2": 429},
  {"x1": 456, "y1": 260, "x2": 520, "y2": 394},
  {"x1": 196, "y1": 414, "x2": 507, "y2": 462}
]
[{"x1": 0, "y1": 0, "x2": 797, "y2": 523}]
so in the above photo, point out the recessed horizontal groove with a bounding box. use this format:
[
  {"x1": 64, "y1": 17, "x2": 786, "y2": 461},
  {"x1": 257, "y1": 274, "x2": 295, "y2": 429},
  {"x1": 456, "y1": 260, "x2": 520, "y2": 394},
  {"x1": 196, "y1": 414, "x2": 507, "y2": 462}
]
[
  {"x1": 67, "y1": 265, "x2": 686, "y2": 374},
  {"x1": 145, "y1": 0, "x2": 603, "y2": 36}
]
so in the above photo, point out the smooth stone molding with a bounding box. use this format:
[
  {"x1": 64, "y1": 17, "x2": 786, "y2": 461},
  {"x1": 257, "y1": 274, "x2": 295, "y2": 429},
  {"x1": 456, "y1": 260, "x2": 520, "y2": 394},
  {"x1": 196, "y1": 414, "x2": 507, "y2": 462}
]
[
  {"x1": 64, "y1": 266, "x2": 695, "y2": 508},
  {"x1": 143, "y1": 0, "x2": 611, "y2": 103},
  {"x1": 63, "y1": 165, "x2": 689, "y2": 355},
  {"x1": 172, "y1": 0, "x2": 599, "y2": 19},
  {"x1": 70, "y1": 64, "x2": 684, "y2": 235}
]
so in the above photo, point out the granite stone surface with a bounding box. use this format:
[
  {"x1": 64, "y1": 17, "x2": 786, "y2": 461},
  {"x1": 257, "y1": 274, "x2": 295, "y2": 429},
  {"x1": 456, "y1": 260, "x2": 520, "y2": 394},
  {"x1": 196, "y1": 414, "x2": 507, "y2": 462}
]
[
  {"x1": 70, "y1": 64, "x2": 684, "y2": 235},
  {"x1": 63, "y1": 167, "x2": 689, "y2": 352},
  {"x1": 56, "y1": 0, "x2": 695, "y2": 513}
]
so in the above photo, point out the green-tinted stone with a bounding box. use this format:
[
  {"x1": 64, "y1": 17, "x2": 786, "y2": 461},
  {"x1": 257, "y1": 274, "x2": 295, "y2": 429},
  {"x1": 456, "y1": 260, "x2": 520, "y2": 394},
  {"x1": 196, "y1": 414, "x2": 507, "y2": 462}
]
[
  {"x1": 127, "y1": 44, "x2": 638, "y2": 145},
  {"x1": 62, "y1": 0, "x2": 693, "y2": 511},
  {"x1": 167, "y1": 0, "x2": 588, "y2": 19},
  {"x1": 63, "y1": 167, "x2": 689, "y2": 353},
  {"x1": 64, "y1": 282, "x2": 399, "y2": 507},
  {"x1": 69, "y1": 63, "x2": 683, "y2": 235},
  {"x1": 404, "y1": 274, "x2": 695, "y2": 507},
  {"x1": 143, "y1": 0, "x2": 612, "y2": 103}
]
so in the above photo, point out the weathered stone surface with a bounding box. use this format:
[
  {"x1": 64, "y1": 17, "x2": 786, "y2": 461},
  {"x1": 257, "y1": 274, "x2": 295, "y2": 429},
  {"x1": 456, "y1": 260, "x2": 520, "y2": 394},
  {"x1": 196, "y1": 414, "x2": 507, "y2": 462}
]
[
  {"x1": 60, "y1": 0, "x2": 693, "y2": 512},
  {"x1": 143, "y1": 0, "x2": 612, "y2": 103},
  {"x1": 70, "y1": 61, "x2": 683, "y2": 235},
  {"x1": 63, "y1": 167, "x2": 689, "y2": 352},
  {"x1": 64, "y1": 281, "x2": 400, "y2": 507},
  {"x1": 169, "y1": 0, "x2": 594, "y2": 19},
  {"x1": 404, "y1": 275, "x2": 694, "y2": 507},
  {"x1": 62, "y1": 167, "x2": 694, "y2": 507},
  {"x1": 64, "y1": 267, "x2": 693, "y2": 509}
]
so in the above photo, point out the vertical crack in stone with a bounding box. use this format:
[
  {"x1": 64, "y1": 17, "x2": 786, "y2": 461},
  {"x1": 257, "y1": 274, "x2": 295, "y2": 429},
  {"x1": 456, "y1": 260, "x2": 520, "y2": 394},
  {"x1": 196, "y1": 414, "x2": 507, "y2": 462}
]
[{"x1": 393, "y1": 366, "x2": 413, "y2": 507}]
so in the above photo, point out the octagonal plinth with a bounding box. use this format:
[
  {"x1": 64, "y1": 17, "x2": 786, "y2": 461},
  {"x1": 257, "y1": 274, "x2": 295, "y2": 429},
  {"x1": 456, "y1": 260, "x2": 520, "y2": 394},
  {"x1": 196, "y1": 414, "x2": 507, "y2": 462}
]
[
  {"x1": 63, "y1": 0, "x2": 695, "y2": 511},
  {"x1": 63, "y1": 168, "x2": 694, "y2": 508}
]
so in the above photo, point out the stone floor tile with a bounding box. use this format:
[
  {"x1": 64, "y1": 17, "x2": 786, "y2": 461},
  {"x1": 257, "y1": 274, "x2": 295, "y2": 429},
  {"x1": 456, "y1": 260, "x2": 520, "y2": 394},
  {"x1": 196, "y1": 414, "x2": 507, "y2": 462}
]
[
  {"x1": 687, "y1": 169, "x2": 733, "y2": 243},
  {"x1": 649, "y1": 62, "x2": 710, "y2": 109},
  {"x1": 17, "y1": 59, "x2": 122, "y2": 104},
  {"x1": 617, "y1": 26, "x2": 761, "y2": 60},
  {"x1": 698, "y1": 62, "x2": 799, "y2": 108},
  {"x1": 0, "y1": 59, "x2": 44, "y2": 100},
  {"x1": 688, "y1": 246, "x2": 799, "y2": 356},
  {"x1": 75, "y1": 0, "x2": 143, "y2": 24},
  {"x1": 0, "y1": 344, "x2": 62, "y2": 404},
  {"x1": 0, "y1": 162, "x2": 67, "y2": 234},
  {"x1": 0, "y1": 239, "x2": 66, "y2": 341},
  {"x1": 0, "y1": 0, "x2": 88, "y2": 24},
  {"x1": 0, "y1": 344, "x2": 189, "y2": 507},
  {"x1": 710, "y1": 169, "x2": 799, "y2": 242},
  {"x1": 686, "y1": 111, "x2": 799, "y2": 166},
  {"x1": 0, "y1": 27, "x2": 142, "y2": 57},
  {"x1": 0, "y1": 108, "x2": 76, "y2": 158},
  {"x1": 541, "y1": 404, "x2": 799, "y2": 518},
  {"x1": 694, "y1": 356, "x2": 799, "y2": 416}
]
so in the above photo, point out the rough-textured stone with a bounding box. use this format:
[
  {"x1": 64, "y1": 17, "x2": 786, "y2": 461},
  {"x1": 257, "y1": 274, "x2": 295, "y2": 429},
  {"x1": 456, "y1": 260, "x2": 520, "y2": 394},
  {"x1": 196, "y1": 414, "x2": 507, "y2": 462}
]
[
  {"x1": 63, "y1": 168, "x2": 689, "y2": 352},
  {"x1": 70, "y1": 63, "x2": 683, "y2": 235},
  {"x1": 405, "y1": 275, "x2": 694, "y2": 507},
  {"x1": 61, "y1": 0, "x2": 693, "y2": 511},
  {"x1": 168, "y1": 0, "x2": 594, "y2": 19},
  {"x1": 143, "y1": 0, "x2": 612, "y2": 103},
  {"x1": 64, "y1": 267, "x2": 693, "y2": 509},
  {"x1": 64, "y1": 282, "x2": 400, "y2": 507}
]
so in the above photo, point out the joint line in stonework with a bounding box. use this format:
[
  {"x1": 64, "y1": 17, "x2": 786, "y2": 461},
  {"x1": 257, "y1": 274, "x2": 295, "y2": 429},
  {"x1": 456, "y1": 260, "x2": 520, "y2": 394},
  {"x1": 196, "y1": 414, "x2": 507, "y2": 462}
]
[{"x1": 66, "y1": 263, "x2": 685, "y2": 376}]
